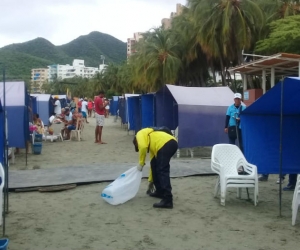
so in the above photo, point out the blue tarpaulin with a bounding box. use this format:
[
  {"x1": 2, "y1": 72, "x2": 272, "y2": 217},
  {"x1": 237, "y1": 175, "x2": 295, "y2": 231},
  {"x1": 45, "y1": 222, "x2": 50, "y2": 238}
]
[
  {"x1": 111, "y1": 96, "x2": 119, "y2": 116},
  {"x1": 156, "y1": 85, "x2": 234, "y2": 149},
  {"x1": 0, "y1": 81, "x2": 29, "y2": 148},
  {"x1": 119, "y1": 97, "x2": 126, "y2": 124},
  {"x1": 31, "y1": 94, "x2": 53, "y2": 125},
  {"x1": 141, "y1": 94, "x2": 156, "y2": 128},
  {"x1": 127, "y1": 96, "x2": 141, "y2": 133},
  {"x1": 241, "y1": 77, "x2": 300, "y2": 174}
]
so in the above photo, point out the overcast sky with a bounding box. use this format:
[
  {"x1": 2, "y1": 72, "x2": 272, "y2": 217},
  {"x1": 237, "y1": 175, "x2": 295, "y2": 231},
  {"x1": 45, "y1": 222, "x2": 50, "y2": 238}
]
[{"x1": 0, "y1": 0, "x2": 187, "y2": 48}]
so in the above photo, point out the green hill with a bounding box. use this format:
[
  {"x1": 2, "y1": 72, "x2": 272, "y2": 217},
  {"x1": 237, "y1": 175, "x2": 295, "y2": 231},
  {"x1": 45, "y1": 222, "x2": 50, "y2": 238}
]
[{"x1": 0, "y1": 31, "x2": 127, "y2": 80}]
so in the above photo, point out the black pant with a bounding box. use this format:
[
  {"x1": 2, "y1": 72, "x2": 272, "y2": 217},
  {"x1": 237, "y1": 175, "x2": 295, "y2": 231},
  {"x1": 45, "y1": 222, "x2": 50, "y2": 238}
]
[
  {"x1": 288, "y1": 174, "x2": 297, "y2": 187},
  {"x1": 150, "y1": 139, "x2": 178, "y2": 201},
  {"x1": 228, "y1": 128, "x2": 243, "y2": 152}
]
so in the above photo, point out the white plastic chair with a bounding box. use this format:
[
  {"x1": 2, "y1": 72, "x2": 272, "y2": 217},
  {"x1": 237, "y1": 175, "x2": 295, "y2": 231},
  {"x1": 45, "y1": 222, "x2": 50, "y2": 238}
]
[
  {"x1": 70, "y1": 118, "x2": 85, "y2": 141},
  {"x1": 292, "y1": 175, "x2": 300, "y2": 226},
  {"x1": 0, "y1": 163, "x2": 5, "y2": 226},
  {"x1": 211, "y1": 144, "x2": 258, "y2": 206},
  {"x1": 49, "y1": 123, "x2": 64, "y2": 142}
]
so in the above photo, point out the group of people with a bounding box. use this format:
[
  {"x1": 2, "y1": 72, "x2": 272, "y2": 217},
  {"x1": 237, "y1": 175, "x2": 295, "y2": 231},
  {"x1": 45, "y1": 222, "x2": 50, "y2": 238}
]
[{"x1": 69, "y1": 97, "x2": 110, "y2": 119}]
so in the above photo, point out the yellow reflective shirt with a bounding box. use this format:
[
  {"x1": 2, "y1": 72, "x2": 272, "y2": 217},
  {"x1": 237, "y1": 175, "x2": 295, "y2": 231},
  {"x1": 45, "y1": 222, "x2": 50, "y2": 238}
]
[{"x1": 136, "y1": 128, "x2": 177, "y2": 182}]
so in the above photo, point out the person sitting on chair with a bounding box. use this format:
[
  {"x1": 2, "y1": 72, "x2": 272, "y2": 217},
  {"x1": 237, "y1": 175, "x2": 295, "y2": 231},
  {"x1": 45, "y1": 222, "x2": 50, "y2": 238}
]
[
  {"x1": 33, "y1": 113, "x2": 44, "y2": 134},
  {"x1": 64, "y1": 113, "x2": 79, "y2": 140}
]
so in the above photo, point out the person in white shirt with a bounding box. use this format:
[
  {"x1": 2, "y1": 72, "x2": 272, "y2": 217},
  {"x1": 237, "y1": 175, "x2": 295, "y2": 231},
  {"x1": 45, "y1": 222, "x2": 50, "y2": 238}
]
[
  {"x1": 105, "y1": 99, "x2": 110, "y2": 118},
  {"x1": 53, "y1": 96, "x2": 62, "y2": 115},
  {"x1": 81, "y1": 97, "x2": 89, "y2": 123}
]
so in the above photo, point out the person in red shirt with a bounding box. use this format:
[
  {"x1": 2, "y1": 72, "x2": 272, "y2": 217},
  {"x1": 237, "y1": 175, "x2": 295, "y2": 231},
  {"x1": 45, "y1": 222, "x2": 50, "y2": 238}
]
[
  {"x1": 77, "y1": 98, "x2": 83, "y2": 112},
  {"x1": 87, "y1": 98, "x2": 93, "y2": 117},
  {"x1": 94, "y1": 91, "x2": 108, "y2": 144}
]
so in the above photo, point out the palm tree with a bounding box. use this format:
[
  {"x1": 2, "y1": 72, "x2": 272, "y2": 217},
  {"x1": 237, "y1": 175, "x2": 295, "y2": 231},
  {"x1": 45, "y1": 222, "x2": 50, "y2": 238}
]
[
  {"x1": 131, "y1": 28, "x2": 183, "y2": 92},
  {"x1": 171, "y1": 7, "x2": 210, "y2": 86},
  {"x1": 188, "y1": 0, "x2": 264, "y2": 85}
]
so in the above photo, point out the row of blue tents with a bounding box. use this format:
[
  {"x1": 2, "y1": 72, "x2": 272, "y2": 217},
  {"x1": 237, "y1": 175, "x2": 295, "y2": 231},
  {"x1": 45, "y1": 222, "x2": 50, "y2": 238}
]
[{"x1": 1, "y1": 78, "x2": 300, "y2": 175}]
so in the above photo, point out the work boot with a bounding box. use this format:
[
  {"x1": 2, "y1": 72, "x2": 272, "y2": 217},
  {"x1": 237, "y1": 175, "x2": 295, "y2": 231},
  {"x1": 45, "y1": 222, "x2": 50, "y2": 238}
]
[
  {"x1": 148, "y1": 191, "x2": 164, "y2": 199},
  {"x1": 153, "y1": 199, "x2": 173, "y2": 209}
]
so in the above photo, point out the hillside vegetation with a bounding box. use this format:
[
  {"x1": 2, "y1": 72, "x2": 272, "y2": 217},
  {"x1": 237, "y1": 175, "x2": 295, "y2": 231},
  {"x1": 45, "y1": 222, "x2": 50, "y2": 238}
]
[{"x1": 0, "y1": 31, "x2": 127, "y2": 80}]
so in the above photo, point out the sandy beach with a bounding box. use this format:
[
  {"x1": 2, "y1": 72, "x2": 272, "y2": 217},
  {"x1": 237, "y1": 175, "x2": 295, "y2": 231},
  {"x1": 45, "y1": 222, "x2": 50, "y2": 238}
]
[{"x1": 6, "y1": 116, "x2": 300, "y2": 250}]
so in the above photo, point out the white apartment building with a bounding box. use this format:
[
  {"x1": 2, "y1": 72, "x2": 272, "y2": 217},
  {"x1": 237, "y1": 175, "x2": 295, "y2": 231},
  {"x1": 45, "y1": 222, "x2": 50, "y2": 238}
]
[
  {"x1": 31, "y1": 68, "x2": 48, "y2": 93},
  {"x1": 47, "y1": 59, "x2": 107, "y2": 82}
]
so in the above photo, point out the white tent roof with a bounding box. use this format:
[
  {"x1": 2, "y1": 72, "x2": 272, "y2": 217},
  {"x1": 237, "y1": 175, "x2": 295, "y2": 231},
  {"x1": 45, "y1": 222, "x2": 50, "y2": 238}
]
[
  {"x1": 31, "y1": 94, "x2": 51, "y2": 102},
  {"x1": 165, "y1": 85, "x2": 235, "y2": 106},
  {"x1": 0, "y1": 81, "x2": 25, "y2": 106},
  {"x1": 124, "y1": 94, "x2": 139, "y2": 99}
]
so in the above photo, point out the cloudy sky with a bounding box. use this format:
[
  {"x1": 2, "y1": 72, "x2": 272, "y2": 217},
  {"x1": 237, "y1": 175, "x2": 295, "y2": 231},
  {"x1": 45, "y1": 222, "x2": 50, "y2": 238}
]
[{"x1": 0, "y1": 0, "x2": 187, "y2": 48}]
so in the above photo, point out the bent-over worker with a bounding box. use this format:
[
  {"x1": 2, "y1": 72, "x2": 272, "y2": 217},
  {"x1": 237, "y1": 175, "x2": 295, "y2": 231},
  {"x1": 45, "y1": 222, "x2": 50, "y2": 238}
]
[{"x1": 133, "y1": 128, "x2": 178, "y2": 209}]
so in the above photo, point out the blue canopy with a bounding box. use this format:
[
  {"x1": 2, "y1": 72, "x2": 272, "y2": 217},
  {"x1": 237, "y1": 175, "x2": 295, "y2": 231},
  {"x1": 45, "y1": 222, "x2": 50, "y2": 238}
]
[
  {"x1": 30, "y1": 96, "x2": 38, "y2": 114},
  {"x1": 31, "y1": 94, "x2": 53, "y2": 125},
  {"x1": 111, "y1": 96, "x2": 119, "y2": 116},
  {"x1": 241, "y1": 77, "x2": 300, "y2": 174},
  {"x1": 156, "y1": 85, "x2": 234, "y2": 148},
  {"x1": 127, "y1": 96, "x2": 141, "y2": 133},
  {"x1": 141, "y1": 94, "x2": 156, "y2": 128},
  {"x1": 0, "y1": 81, "x2": 29, "y2": 148}
]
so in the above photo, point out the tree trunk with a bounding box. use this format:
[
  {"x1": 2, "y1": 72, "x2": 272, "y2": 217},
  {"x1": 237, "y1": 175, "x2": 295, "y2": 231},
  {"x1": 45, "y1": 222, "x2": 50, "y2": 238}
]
[{"x1": 219, "y1": 58, "x2": 226, "y2": 86}]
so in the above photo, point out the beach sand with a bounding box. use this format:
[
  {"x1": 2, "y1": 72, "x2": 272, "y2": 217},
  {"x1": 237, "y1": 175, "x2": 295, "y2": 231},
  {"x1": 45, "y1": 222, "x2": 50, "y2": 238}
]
[{"x1": 6, "y1": 116, "x2": 300, "y2": 250}]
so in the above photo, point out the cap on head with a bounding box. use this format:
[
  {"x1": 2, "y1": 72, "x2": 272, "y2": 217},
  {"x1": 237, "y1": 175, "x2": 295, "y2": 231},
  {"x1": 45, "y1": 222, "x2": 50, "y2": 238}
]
[
  {"x1": 234, "y1": 93, "x2": 242, "y2": 99},
  {"x1": 54, "y1": 95, "x2": 59, "y2": 99}
]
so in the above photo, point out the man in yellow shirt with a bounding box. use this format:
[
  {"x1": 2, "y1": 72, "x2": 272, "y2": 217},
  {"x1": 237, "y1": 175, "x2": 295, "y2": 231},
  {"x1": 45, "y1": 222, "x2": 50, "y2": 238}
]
[{"x1": 133, "y1": 128, "x2": 178, "y2": 209}]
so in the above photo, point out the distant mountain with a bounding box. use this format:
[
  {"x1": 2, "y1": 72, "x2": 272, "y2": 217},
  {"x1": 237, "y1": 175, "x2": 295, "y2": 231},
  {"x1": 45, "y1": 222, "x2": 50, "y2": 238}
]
[{"x1": 0, "y1": 31, "x2": 127, "y2": 80}]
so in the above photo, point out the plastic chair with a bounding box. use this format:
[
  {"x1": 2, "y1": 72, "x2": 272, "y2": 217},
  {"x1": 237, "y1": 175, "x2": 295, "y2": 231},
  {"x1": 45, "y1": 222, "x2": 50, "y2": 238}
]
[
  {"x1": 292, "y1": 175, "x2": 300, "y2": 226},
  {"x1": 0, "y1": 163, "x2": 5, "y2": 226},
  {"x1": 70, "y1": 118, "x2": 85, "y2": 141},
  {"x1": 211, "y1": 144, "x2": 258, "y2": 206},
  {"x1": 49, "y1": 123, "x2": 64, "y2": 142}
]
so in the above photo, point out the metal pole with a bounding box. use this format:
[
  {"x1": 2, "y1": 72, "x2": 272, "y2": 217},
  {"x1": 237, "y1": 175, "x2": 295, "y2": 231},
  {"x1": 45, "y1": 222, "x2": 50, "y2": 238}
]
[
  {"x1": 279, "y1": 80, "x2": 284, "y2": 217},
  {"x1": 2, "y1": 65, "x2": 7, "y2": 236},
  {"x1": 3, "y1": 67, "x2": 8, "y2": 214}
]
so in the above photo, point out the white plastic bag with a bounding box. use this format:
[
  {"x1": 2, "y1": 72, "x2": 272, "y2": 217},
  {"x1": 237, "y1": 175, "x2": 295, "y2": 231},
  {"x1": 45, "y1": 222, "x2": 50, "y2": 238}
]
[{"x1": 101, "y1": 167, "x2": 142, "y2": 205}]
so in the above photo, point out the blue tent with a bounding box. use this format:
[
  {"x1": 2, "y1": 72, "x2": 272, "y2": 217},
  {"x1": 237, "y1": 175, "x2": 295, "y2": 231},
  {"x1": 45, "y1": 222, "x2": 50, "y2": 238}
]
[
  {"x1": 0, "y1": 99, "x2": 4, "y2": 165},
  {"x1": 241, "y1": 77, "x2": 300, "y2": 174},
  {"x1": 141, "y1": 94, "x2": 156, "y2": 128},
  {"x1": 30, "y1": 96, "x2": 38, "y2": 114},
  {"x1": 127, "y1": 96, "x2": 141, "y2": 133},
  {"x1": 156, "y1": 85, "x2": 234, "y2": 149},
  {"x1": 119, "y1": 97, "x2": 126, "y2": 124},
  {"x1": 31, "y1": 94, "x2": 53, "y2": 125},
  {"x1": 111, "y1": 96, "x2": 119, "y2": 116},
  {"x1": 0, "y1": 81, "x2": 29, "y2": 148}
]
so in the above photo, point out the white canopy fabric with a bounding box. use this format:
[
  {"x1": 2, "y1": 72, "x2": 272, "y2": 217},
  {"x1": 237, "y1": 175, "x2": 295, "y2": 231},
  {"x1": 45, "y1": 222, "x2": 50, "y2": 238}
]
[
  {"x1": 124, "y1": 94, "x2": 139, "y2": 99},
  {"x1": 165, "y1": 85, "x2": 234, "y2": 106},
  {"x1": 31, "y1": 94, "x2": 51, "y2": 102},
  {"x1": 0, "y1": 82, "x2": 25, "y2": 106}
]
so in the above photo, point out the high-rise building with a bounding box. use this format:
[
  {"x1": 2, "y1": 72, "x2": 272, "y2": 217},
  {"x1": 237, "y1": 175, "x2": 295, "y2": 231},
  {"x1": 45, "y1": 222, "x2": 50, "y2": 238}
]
[
  {"x1": 47, "y1": 59, "x2": 107, "y2": 82},
  {"x1": 31, "y1": 68, "x2": 48, "y2": 93},
  {"x1": 127, "y1": 32, "x2": 143, "y2": 59},
  {"x1": 161, "y1": 3, "x2": 185, "y2": 29}
]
